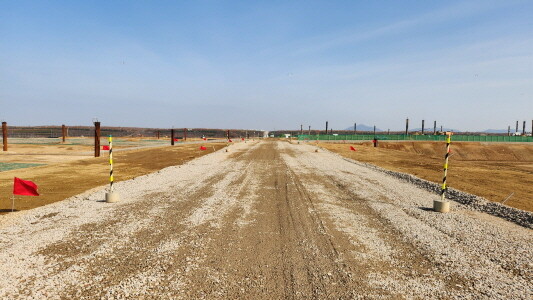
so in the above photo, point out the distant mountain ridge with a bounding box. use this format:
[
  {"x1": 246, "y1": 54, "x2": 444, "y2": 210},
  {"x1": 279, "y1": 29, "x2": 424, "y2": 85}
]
[
  {"x1": 483, "y1": 129, "x2": 510, "y2": 134},
  {"x1": 343, "y1": 124, "x2": 382, "y2": 131},
  {"x1": 410, "y1": 127, "x2": 459, "y2": 132}
]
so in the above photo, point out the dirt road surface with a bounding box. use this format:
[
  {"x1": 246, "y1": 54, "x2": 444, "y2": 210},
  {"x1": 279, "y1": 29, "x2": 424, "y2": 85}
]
[{"x1": 0, "y1": 141, "x2": 531, "y2": 299}]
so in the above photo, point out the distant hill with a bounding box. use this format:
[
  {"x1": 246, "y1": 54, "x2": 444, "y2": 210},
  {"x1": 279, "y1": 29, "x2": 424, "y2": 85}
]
[
  {"x1": 483, "y1": 129, "x2": 509, "y2": 134},
  {"x1": 410, "y1": 127, "x2": 460, "y2": 133},
  {"x1": 344, "y1": 124, "x2": 382, "y2": 131}
]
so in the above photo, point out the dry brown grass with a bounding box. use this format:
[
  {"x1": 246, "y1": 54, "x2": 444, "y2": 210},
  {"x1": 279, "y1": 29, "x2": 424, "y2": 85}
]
[
  {"x1": 0, "y1": 141, "x2": 226, "y2": 213},
  {"x1": 320, "y1": 141, "x2": 533, "y2": 212}
]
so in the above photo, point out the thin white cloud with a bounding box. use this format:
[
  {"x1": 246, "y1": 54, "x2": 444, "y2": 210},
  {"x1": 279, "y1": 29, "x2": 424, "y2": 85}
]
[{"x1": 262, "y1": 0, "x2": 524, "y2": 57}]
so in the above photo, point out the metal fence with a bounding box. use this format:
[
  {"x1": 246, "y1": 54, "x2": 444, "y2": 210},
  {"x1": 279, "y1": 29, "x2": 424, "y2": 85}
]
[{"x1": 5, "y1": 127, "x2": 259, "y2": 139}]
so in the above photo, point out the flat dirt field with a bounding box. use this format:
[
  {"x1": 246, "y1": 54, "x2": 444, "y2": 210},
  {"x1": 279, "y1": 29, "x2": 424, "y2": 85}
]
[
  {"x1": 318, "y1": 141, "x2": 533, "y2": 212},
  {"x1": 0, "y1": 141, "x2": 531, "y2": 299},
  {"x1": 0, "y1": 139, "x2": 227, "y2": 213}
]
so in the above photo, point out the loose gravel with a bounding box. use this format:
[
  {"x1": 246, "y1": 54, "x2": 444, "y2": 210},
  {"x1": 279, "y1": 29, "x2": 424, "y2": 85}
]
[{"x1": 0, "y1": 141, "x2": 530, "y2": 299}]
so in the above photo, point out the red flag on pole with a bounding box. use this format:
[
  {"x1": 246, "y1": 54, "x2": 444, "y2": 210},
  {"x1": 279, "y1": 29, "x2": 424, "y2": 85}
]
[
  {"x1": 174, "y1": 138, "x2": 178, "y2": 142},
  {"x1": 200, "y1": 146, "x2": 207, "y2": 150},
  {"x1": 13, "y1": 177, "x2": 39, "y2": 196},
  {"x1": 228, "y1": 139, "x2": 233, "y2": 143},
  {"x1": 241, "y1": 138, "x2": 244, "y2": 141},
  {"x1": 203, "y1": 137, "x2": 207, "y2": 141},
  {"x1": 102, "y1": 145, "x2": 110, "y2": 150},
  {"x1": 350, "y1": 146, "x2": 357, "y2": 151}
]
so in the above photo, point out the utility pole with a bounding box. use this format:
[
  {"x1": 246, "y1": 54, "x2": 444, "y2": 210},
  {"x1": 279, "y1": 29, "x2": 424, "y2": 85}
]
[
  {"x1": 523, "y1": 121, "x2": 526, "y2": 136},
  {"x1": 516, "y1": 121, "x2": 519, "y2": 133},
  {"x1": 2, "y1": 122, "x2": 7, "y2": 151},
  {"x1": 508, "y1": 126, "x2": 511, "y2": 136},
  {"x1": 94, "y1": 121, "x2": 101, "y2": 157},
  {"x1": 433, "y1": 121, "x2": 437, "y2": 135},
  {"x1": 405, "y1": 118, "x2": 409, "y2": 135},
  {"x1": 300, "y1": 124, "x2": 303, "y2": 136},
  {"x1": 354, "y1": 123, "x2": 357, "y2": 134},
  {"x1": 184, "y1": 128, "x2": 187, "y2": 141},
  {"x1": 422, "y1": 120, "x2": 425, "y2": 135},
  {"x1": 171, "y1": 129, "x2": 175, "y2": 145},
  {"x1": 308, "y1": 126, "x2": 311, "y2": 135},
  {"x1": 325, "y1": 121, "x2": 328, "y2": 135},
  {"x1": 373, "y1": 125, "x2": 376, "y2": 137},
  {"x1": 62, "y1": 124, "x2": 67, "y2": 142}
]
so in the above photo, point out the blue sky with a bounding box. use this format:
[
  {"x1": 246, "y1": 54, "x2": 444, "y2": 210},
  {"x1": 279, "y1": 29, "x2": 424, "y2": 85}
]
[{"x1": 1, "y1": 0, "x2": 532, "y2": 131}]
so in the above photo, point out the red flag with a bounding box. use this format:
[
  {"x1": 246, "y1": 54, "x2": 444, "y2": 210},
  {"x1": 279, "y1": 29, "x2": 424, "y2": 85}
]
[
  {"x1": 174, "y1": 138, "x2": 178, "y2": 141},
  {"x1": 241, "y1": 138, "x2": 245, "y2": 141},
  {"x1": 203, "y1": 137, "x2": 207, "y2": 141},
  {"x1": 350, "y1": 146, "x2": 357, "y2": 151},
  {"x1": 228, "y1": 139, "x2": 233, "y2": 143},
  {"x1": 200, "y1": 146, "x2": 207, "y2": 150},
  {"x1": 102, "y1": 145, "x2": 110, "y2": 150},
  {"x1": 13, "y1": 177, "x2": 39, "y2": 196}
]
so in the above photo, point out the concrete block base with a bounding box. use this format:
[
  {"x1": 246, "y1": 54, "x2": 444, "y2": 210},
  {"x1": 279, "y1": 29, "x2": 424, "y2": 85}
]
[
  {"x1": 106, "y1": 192, "x2": 120, "y2": 203},
  {"x1": 433, "y1": 200, "x2": 450, "y2": 213}
]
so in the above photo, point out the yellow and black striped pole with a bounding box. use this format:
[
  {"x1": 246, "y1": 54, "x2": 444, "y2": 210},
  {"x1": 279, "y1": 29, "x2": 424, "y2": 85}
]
[
  {"x1": 434, "y1": 132, "x2": 452, "y2": 212},
  {"x1": 109, "y1": 135, "x2": 114, "y2": 193},
  {"x1": 441, "y1": 133, "x2": 451, "y2": 200},
  {"x1": 105, "y1": 135, "x2": 120, "y2": 203}
]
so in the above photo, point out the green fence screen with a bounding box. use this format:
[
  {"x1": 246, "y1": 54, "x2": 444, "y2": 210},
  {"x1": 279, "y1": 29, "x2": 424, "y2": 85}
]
[{"x1": 297, "y1": 134, "x2": 532, "y2": 142}]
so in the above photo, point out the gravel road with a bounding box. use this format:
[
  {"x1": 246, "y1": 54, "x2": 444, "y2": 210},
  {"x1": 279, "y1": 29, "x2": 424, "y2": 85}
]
[{"x1": 0, "y1": 141, "x2": 531, "y2": 299}]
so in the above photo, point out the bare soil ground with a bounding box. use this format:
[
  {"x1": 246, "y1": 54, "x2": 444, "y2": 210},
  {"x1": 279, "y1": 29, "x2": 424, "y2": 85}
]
[
  {"x1": 0, "y1": 141, "x2": 226, "y2": 213},
  {"x1": 318, "y1": 141, "x2": 533, "y2": 212},
  {"x1": 0, "y1": 141, "x2": 530, "y2": 299}
]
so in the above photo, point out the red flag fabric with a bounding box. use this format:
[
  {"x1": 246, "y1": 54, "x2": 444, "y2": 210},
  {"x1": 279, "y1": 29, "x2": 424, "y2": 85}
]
[
  {"x1": 174, "y1": 138, "x2": 179, "y2": 141},
  {"x1": 13, "y1": 177, "x2": 39, "y2": 196},
  {"x1": 102, "y1": 145, "x2": 110, "y2": 150},
  {"x1": 228, "y1": 139, "x2": 233, "y2": 143},
  {"x1": 203, "y1": 137, "x2": 207, "y2": 141},
  {"x1": 200, "y1": 146, "x2": 207, "y2": 150},
  {"x1": 350, "y1": 146, "x2": 357, "y2": 151},
  {"x1": 241, "y1": 138, "x2": 245, "y2": 141}
]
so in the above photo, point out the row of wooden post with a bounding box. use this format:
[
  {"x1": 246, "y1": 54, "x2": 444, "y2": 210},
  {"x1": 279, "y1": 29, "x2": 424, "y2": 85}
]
[
  {"x1": 1, "y1": 123, "x2": 246, "y2": 160},
  {"x1": 1, "y1": 122, "x2": 69, "y2": 152},
  {"x1": 304, "y1": 119, "x2": 443, "y2": 136},
  {"x1": 4, "y1": 120, "x2": 532, "y2": 155}
]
